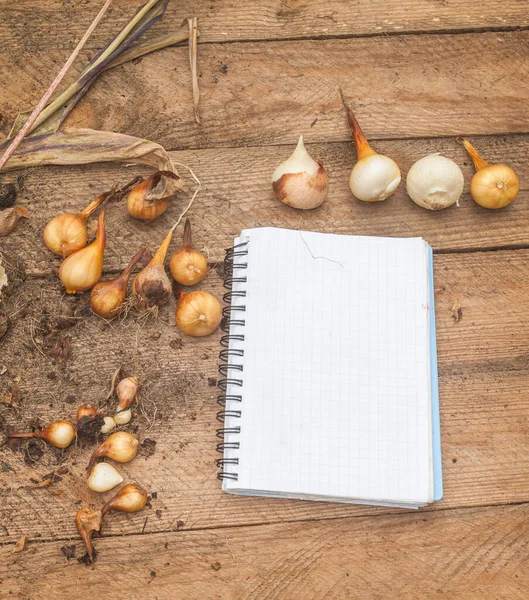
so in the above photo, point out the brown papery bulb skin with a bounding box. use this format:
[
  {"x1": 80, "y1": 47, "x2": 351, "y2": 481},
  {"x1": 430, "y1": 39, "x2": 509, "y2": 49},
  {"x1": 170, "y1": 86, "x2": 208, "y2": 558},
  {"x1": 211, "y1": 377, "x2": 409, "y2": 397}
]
[
  {"x1": 101, "y1": 483, "x2": 148, "y2": 516},
  {"x1": 43, "y1": 193, "x2": 105, "y2": 256},
  {"x1": 175, "y1": 290, "x2": 222, "y2": 337},
  {"x1": 77, "y1": 403, "x2": 97, "y2": 420},
  {"x1": 0, "y1": 206, "x2": 30, "y2": 237},
  {"x1": 132, "y1": 229, "x2": 173, "y2": 310},
  {"x1": 90, "y1": 247, "x2": 145, "y2": 318},
  {"x1": 8, "y1": 419, "x2": 76, "y2": 448},
  {"x1": 170, "y1": 218, "x2": 208, "y2": 285},
  {"x1": 126, "y1": 171, "x2": 180, "y2": 221},
  {"x1": 59, "y1": 209, "x2": 106, "y2": 294},
  {"x1": 461, "y1": 139, "x2": 520, "y2": 209},
  {"x1": 75, "y1": 507, "x2": 102, "y2": 563},
  {"x1": 117, "y1": 376, "x2": 139, "y2": 411},
  {"x1": 86, "y1": 431, "x2": 139, "y2": 472}
]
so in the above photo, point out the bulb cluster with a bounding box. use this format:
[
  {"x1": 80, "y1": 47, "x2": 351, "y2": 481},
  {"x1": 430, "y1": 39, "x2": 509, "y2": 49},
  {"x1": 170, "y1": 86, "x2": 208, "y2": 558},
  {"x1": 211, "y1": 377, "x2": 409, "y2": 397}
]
[
  {"x1": 271, "y1": 91, "x2": 520, "y2": 212},
  {"x1": 9, "y1": 372, "x2": 149, "y2": 563},
  {"x1": 42, "y1": 173, "x2": 221, "y2": 335}
]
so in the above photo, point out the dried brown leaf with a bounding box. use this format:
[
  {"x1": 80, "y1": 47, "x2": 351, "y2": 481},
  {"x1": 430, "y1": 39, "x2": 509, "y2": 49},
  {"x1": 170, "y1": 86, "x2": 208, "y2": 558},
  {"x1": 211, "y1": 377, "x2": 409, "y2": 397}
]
[
  {"x1": 0, "y1": 129, "x2": 182, "y2": 196},
  {"x1": 12, "y1": 535, "x2": 28, "y2": 553},
  {"x1": 0, "y1": 206, "x2": 30, "y2": 237}
]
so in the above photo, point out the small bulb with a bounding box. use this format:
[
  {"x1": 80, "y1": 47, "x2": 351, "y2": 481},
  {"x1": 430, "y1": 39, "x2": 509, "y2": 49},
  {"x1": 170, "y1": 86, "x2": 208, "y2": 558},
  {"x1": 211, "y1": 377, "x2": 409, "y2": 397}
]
[
  {"x1": 91, "y1": 247, "x2": 146, "y2": 318},
  {"x1": 406, "y1": 154, "x2": 464, "y2": 210},
  {"x1": 43, "y1": 193, "x2": 104, "y2": 256},
  {"x1": 169, "y1": 218, "x2": 208, "y2": 286},
  {"x1": 77, "y1": 403, "x2": 97, "y2": 420},
  {"x1": 75, "y1": 507, "x2": 102, "y2": 563},
  {"x1": 126, "y1": 171, "x2": 181, "y2": 221},
  {"x1": 272, "y1": 135, "x2": 328, "y2": 210},
  {"x1": 114, "y1": 409, "x2": 132, "y2": 425},
  {"x1": 59, "y1": 209, "x2": 106, "y2": 293},
  {"x1": 175, "y1": 291, "x2": 222, "y2": 337},
  {"x1": 340, "y1": 91, "x2": 401, "y2": 202},
  {"x1": 461, "y1": 138, "x2": 519, "y2": 209},
  {"x1": 100, "y1": 416, "x2": 116, "y2": 434},
  {"x1": 133, "y1": 230, "x2": 173, "y2": 310},
  {"x1": 117, "y1": 377, "x2": 139, "y2": 411},
  {"x1": 8, "y1": 419, "x2": 76, "y2": 449},
  {"x1": 87, "y1": 462, "x2": 124, "y2": 492},
  {"x1": 87, "y1": 431, "x2": 139, "y2": 472},
  {"x1": 101, "y1": 483, "x2": 148, "y2": 516}
]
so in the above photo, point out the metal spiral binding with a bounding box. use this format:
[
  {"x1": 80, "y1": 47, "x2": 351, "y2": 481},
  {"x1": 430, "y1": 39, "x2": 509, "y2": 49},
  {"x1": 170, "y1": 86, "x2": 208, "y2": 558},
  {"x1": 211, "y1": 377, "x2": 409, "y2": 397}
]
[{"x1": 216, "y1": 241, "x2": 248, "y2": 481}]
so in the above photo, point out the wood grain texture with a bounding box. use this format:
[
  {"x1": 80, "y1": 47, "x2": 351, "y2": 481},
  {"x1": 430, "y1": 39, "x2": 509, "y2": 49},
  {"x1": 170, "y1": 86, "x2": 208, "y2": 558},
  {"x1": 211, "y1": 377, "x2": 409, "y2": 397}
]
[
  {"x1": 1, "y1": 31, "x2": 528, "y2": 148},
  {"x1": 2, "y1": 0, "x2": 528, "y2": 52},
  {"x1": 1, "y1": 249, "x2": 529, "y2": 543},
  {"x1": 1, "y1": 134, "x2": 528, "y2": 274},
  {"x1": 1, "y1": 504, "x2": 528, "y2": 599}
]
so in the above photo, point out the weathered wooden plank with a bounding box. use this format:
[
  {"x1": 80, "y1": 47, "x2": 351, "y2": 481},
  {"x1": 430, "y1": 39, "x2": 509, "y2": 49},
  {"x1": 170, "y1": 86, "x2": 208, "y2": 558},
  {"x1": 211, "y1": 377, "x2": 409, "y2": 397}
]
[
  {"x1": 1, "y1": 31, "x2": 528, "y2": 147},
  {"x1": 1, "y1": 135, "x2": 528, "y2": 274},
  {"x1": 2, "y1": 0, "x2": 528, "y2": 49},
  {"x1": 1, "y1": 504, "x2": 528, "y2": 599},
  {"x1": 1, "y1": 249, "x2": 529, "y2": 543}
]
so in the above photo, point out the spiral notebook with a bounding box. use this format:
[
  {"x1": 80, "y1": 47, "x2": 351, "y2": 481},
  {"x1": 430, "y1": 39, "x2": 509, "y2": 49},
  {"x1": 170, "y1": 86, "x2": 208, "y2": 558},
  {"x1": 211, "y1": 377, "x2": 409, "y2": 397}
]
[{"x1": 217, "y1": 227, "x2": 442, "y2": 509}]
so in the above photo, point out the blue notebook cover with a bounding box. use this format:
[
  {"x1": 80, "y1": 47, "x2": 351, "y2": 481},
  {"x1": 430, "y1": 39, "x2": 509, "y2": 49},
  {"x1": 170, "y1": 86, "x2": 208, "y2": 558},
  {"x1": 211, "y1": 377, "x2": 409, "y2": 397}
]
[{"x1": 428, "y1": 246, "x2": 443, "y2": 502}]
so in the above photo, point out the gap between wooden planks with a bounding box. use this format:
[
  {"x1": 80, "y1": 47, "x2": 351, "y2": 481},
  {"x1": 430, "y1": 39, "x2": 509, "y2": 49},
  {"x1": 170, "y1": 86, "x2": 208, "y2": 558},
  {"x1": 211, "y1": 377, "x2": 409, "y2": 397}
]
[
  {"x1": 1, "y1": 249, "x2": 529, "y2": 543},
  {"x1": 1, "y1": 31, "x2": 528, "y2": 149},
  {"x1": 1, "y1": 503, "x2": 528, "y2": 599},
  {"x1": 1, "y1": 133, "x2": 529, "y2": 276}
]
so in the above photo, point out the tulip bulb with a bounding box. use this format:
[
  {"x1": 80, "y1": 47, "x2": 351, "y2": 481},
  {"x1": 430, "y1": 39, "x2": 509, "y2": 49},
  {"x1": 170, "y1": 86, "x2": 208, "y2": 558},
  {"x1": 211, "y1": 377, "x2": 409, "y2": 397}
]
[
  {"x1": 90, "y1": 247, "x2": 146, "y2": 318},
  {"x1": 87, "y1": 462, "x2": 124, "y2": 492},
  {"x1": 77, "y1": 403, "x2": 97, "y2": 420},
  {"x1": 461, "y1": 138, "x2": 519, "y2": 209},
  {"x1": 406, "y1": 154, "x2": 464, "y2": 210},
  {"x1": 0, "y1": 206, "x2": 30, "y2": 237},
  {"x1": 175, "y1": 290, "x2": 222, "y2": 337},
  {"x1": 170, "y1": 218, "x2": 208, "y2": 286},
  {"x1": 272, "y1": 135, "x2": 328, "y2": 210},
  {"x1": 340, "y1": 91, "x2": 401, "y2": 202},
  {"x1": 87, "y1": 431, "x2": 139, "y2": 472},
  {"x1": 100, "y1": 416, "x2": 116, "y2": 434},
  {"x1": 59, "y1": 209, "x2": 106, "y2": 293},
  {"x1": 43, "y1": 193, "x2": 105, "y2": 256},
  {"x1": 75, "y1": 507, "x2": 102, "y2": 563},
  {"x1": 8, "y1": 419, "x2": 76, "y2": 448},
  {"x1": 117, "y1": 376, "x2": 139, "y2": 411},
  {"x1": 126, "y1": 171, "x2": 181, "y2": 221},
  {"x1": 114, "y1": 409, "x2": 132, "y2": 425},
  {"x1": 101, "y1": 483, "x2": 148, "y2": 516},
  {"x1": 132, "y1": 229, "x2": 173, "y2": 310}
]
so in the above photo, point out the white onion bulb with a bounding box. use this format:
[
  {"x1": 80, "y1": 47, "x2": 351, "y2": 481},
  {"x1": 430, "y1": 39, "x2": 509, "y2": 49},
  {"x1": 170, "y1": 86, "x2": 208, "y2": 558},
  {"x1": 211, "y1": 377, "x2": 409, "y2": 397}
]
[
  {"x1": 350, "y1": 154, "x2": 401, "y2": 202},
  {"x1": 406, "y1": 153, "x2": 464, "y2": 210}
]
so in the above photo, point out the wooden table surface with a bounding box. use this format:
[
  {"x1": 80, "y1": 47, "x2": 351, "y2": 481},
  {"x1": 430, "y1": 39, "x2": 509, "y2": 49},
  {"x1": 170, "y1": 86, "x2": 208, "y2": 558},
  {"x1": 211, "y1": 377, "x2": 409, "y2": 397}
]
[{"x1": 1, "y1": 1, "x2": 528, "y2": 598}]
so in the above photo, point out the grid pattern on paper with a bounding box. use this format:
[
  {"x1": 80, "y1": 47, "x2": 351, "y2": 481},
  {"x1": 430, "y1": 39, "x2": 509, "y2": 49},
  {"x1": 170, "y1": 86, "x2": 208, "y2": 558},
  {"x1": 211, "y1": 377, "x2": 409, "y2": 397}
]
[{"x1": 226, "y1": 228, "x2": 431, "y2": 505}]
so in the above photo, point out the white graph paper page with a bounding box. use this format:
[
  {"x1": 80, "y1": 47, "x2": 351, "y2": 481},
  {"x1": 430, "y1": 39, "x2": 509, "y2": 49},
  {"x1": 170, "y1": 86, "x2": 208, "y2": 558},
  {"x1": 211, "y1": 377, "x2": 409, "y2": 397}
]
[{"x1": 223, "y1": 228, "x2": 432, "y2": 507}]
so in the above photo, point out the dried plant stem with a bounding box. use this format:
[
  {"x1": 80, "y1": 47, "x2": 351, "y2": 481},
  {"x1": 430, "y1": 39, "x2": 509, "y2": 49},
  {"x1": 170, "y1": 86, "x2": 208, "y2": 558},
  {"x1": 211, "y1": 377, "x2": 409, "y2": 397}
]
[
  {"x1": 188, "y1": 17, "x2": 201, "y2": 125},
  {"x1": 0, "y1": 0, "x2": 113, "y2": 171},
  {"x1": 106, "y1": 24, "x2": 190, "y2": 70},
  {"x1": 171, "y1": 162, "x2": 202, "y2": 232},
  {"x1": 8, "y1": 0, "x2": 171, "y2": 140}
]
